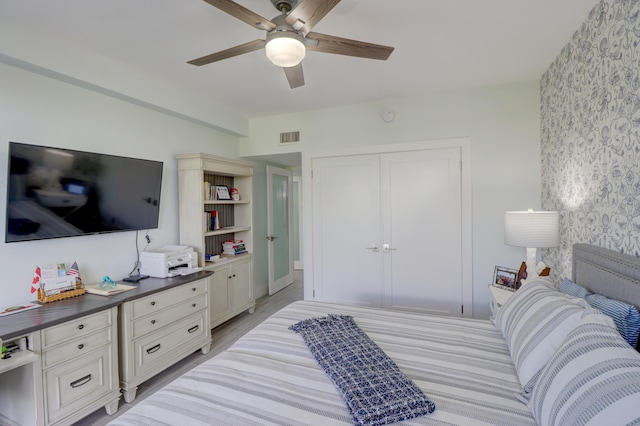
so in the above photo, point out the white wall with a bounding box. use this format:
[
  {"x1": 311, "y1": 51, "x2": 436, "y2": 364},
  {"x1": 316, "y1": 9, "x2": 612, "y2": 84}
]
[
  {"x1": 240, "y1": 80, "x2": 542, "y2": 318},
  {"x1": 0, "y1": 62, "x2": 243, "y2": 306},
  {"x1": 0, "y1": 16, "x2": 248, "y2": 136}
]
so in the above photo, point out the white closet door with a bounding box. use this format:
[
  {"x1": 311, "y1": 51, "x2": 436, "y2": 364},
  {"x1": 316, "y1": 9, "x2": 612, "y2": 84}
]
[
  {"x1": 311, "y1": 154, "x2": 383, "y2": 306},
  {"x1": 381, "y1": 148, "x2": 462, "y2": 315}
]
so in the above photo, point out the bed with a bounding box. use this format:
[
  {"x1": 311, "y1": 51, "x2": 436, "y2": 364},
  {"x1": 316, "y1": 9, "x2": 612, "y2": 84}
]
[{"x1": 109, "y1": 244, "x2": 640, "y2": 426}]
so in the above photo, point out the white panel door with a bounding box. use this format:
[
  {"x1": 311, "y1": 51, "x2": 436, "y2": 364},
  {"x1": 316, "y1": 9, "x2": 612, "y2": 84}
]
[
  {"x1": 312, "y1": 155, "x2": 383, "y2": 306},
  {"x1": 381, "y1": 148, "x2": 462, "y2": 315}
]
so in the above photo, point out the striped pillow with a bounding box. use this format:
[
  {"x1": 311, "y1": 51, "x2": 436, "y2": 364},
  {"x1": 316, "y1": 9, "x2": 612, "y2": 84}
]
[
  {"x1": 529, "y1": 312, "x2": 640, "y2": 426},
  {"x1": 585, "y1": 293, "x2": 640, "y2": 348},
  {"x1": 495, "y1": 279, "x2": 588, "y2": 397},
  {"x1": 558, "y1": 277, "x2": 591, "y2": 299}
]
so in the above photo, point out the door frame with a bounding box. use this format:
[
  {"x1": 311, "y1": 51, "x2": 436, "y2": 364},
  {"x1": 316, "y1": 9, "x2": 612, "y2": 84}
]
[
  {"x1": 293, "y1": 175, "x2": 303, "y2": 270},
  {"x1": 303, "y1": 138, "x2": 473, "y2": 317}
]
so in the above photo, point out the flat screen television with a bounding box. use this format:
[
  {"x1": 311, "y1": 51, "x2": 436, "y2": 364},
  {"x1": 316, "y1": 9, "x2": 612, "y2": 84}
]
[{"x1": 5, "y1": 142, "x2": 163, "y2": 243}]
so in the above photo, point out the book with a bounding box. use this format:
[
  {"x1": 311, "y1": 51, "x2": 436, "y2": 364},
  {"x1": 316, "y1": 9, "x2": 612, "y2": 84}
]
[
  {"x1": 204, "y1": 210, "x2": 221, "y2": 232},
  {"x1": 203, "y1": 181, "x2": 213, "y2": 201},
  {"x1": 84, "y1": 283, "x2": 136, "y2": 296}
]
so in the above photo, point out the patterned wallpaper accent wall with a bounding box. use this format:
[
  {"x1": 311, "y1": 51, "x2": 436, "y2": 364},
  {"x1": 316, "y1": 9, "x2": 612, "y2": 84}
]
[{"x1": 541, "y1": 0, "x2": 640, "y2": 280}]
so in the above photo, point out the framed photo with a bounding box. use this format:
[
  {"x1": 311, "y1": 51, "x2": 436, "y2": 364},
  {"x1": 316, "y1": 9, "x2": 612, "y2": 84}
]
[
  {"x1": 493, "y1": 266, "x2": 519, "y2": 291},
  {"x1": 215, "y1": 185, "x2": 231, "y2": 200}
]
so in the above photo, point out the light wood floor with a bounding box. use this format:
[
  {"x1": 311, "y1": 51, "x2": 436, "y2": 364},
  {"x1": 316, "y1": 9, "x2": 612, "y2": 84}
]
[{"x1": 75, "y1": 272, "x2": 303, "y2": 426}]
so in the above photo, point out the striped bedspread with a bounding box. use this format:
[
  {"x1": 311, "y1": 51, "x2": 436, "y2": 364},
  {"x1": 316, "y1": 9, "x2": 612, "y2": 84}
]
[{"x1": 109, "y1": 301, "x2": 535, "y2": 425}]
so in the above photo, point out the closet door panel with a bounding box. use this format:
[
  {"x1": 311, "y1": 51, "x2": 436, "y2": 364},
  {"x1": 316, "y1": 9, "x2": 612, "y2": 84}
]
[
  {"x1": 381, "y1": 148, "x2": 462, "y2": 315},
  {"x1": 311, "y1": 155, "x2": 383, "y2": 306}
]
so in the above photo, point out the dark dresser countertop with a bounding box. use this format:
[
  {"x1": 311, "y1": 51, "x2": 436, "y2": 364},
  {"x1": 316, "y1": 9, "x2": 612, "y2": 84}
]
[{"x1": 0, "y1": 271, "x2": 212, "y2": 341}]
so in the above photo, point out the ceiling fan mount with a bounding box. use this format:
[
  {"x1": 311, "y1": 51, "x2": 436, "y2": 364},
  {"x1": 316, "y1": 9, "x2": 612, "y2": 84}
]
[
  {"x1": 270, "y1": 0, "x2": 298, "y2": 13},
  {"x1": 188, "y1": 0, "x2": 394, "y2": 89}
]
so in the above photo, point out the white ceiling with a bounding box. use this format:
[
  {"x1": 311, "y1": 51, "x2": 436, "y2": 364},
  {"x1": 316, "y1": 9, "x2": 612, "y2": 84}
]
[{"x1": 3, "y1": 0, "x2": 599, "y2": 118}]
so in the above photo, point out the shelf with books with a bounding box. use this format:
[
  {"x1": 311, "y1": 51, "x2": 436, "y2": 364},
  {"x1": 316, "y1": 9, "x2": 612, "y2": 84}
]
[
  {"x1": 177, "y1": 152, "x2": 253, "y2": 263},
  {"x1": 177, "y1": 153, "x2": 256, "y2": 331},
  {"x1": 222, "y1": 239, "x2": 247, "y2": 256}
]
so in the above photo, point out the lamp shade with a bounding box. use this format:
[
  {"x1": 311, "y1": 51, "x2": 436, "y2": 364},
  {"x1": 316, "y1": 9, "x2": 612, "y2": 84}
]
[
  {"x1": 265, "y1": 32, "x2": 306, "y2": 67},
  {"x1": 504, "y1": 210, "x2": 559, "y2": 248}
]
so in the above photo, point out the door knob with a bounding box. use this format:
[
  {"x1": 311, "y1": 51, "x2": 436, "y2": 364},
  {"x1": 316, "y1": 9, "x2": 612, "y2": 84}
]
[
  {"x1": 365, "y1": 243, "x2": 379, "y2": 252},
  {"x1": 266, "y1": 235, "x2": 278, "y2": 241},
  {"x1": 383, "y1": 244, "x2": 397, "y2": 252}
]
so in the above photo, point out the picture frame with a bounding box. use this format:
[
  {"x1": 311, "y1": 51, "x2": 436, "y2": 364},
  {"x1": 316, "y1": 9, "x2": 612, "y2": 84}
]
[
  {"x1": 493, "y1": 266, "x2": 519, "y2": 291},
  {"x1": 215, "y1": 185, "x2": 231, "y2": 200}
]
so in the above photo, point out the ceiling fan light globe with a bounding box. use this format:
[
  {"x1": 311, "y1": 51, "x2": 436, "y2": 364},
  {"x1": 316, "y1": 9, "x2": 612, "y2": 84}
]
[{"x1": 265, "y1": 34, "x2": 306, "y2": 67}]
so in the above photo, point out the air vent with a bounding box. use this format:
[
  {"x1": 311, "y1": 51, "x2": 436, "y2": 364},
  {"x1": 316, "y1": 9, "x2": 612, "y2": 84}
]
[{"x1": 280, "y1": 131, "x2": 300, "y2": 144}]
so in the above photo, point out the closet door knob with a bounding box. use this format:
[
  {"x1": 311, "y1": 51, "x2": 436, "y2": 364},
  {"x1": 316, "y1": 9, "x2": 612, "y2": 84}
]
[{"x1": 365, "y1": 243, "x2": 379, "y2": 252}]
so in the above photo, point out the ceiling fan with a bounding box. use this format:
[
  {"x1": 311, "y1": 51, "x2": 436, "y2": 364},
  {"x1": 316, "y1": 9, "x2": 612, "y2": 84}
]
[{"x1": 187, "y1": 0, "x2": 394, "y2": 89}]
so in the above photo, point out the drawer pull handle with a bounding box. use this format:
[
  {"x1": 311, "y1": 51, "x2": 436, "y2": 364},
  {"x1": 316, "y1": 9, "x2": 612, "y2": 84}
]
[
  {"x1": 151, "y1": 320, "x2": 156, "y2": 325},
  {"x1": 192, "y1": 303, "x2": 197, "y2": 308},
  {"x1": 188, "y1": 325, "x2": 199, "y2": 334},
  {"x1": 192, "y1": 287, "x2": 196, "y2": 291},
  {"x1": 78, "y1": 344, "x2": 84, "y2": 350},
  {"x1": 70, "y1": 374, "x2": 92, "y2": 388},
  {"x1": 77, "y1": 324, "x2": 84, "y2": 330},
  {"x1": 150, "y1": 301, "x2": 156, "y2": 306},
  {"x1": 147, "y1": 344, "x2": 161, "y2": 354}
]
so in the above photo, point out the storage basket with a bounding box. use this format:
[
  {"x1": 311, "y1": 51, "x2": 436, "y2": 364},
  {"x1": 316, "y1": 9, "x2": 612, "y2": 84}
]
[{"x1": 37, "y1": 280, "x2": 85, "y2": 303}]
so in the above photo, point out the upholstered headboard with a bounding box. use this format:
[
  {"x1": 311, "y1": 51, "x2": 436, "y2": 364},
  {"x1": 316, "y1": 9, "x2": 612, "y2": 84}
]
[{"x1": 572, "y1": 243, "x2": 640, "y2": 310}]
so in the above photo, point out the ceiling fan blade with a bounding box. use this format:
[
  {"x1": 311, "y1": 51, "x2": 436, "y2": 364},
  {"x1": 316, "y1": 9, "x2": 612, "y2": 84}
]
[
  {"x1": 285, "y1": 0, "x2": 341, "y2": 35},
  {"x1": 187, "y1": 40, "x2": 266, "y2": 66},
  {"x1": 306, "y1": 32, "x2": 394, "y2": 60},
  {"x1": 283, "y1": 63, "x2": 305, "y2": 89},
  {"x1": 201, "y1": 0, "x2": 275, "y2": 31}
]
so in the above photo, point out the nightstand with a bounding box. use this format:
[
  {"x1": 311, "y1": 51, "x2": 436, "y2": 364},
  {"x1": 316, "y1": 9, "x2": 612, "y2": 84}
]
[{"x1": 489, "y1": 285, "x2": 515, "y2": 316}]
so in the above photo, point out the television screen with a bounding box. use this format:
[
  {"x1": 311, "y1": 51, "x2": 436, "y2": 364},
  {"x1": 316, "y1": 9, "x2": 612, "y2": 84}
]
[{"x1": 6, "y1": 142, "x2": 163, "y2": 242}]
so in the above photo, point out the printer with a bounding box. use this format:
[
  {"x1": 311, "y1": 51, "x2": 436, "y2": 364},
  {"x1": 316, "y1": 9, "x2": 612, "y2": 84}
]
[{"x1": 139, "y1": 245, "x2": 202, "y2": 278}]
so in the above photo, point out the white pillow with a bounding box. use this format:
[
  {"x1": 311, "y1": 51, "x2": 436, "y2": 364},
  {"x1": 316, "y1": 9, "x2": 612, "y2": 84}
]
[
  {"x1": 529, "y1": 312, "x2": 640, "y2": 426},
  {"x1": 494, "y1": 279, "x2": 588, "y2": 396}
]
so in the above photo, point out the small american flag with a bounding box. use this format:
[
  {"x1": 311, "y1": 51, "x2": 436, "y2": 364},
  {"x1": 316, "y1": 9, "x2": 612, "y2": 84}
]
[
  {"x1": 67, "y1": 261, "x2": 82, "y2": 285},
  {"x1": 31, "y1": 266, "x2": 41, "y2": 294}
]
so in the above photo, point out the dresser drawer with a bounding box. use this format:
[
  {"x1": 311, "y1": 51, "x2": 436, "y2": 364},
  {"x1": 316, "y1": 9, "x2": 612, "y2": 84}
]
[
  {"x1": 42, "y1": 328, "x2": 113, "y2": 369},
  {"x1": 44, "y1": 345, "x2": 116, "y2": 424},
  {"x1": 133, "y1": 311, "x2": 207, "y2": 378},
  {"x1": 42, "y1": 310, "x2": 112, "y2": 348},
  {"x1": 132, "y1": 293, "x2": 207, "y2": 339},
  {"x1": 131, "y1": 279, "x2": 207, "y2": 319}
]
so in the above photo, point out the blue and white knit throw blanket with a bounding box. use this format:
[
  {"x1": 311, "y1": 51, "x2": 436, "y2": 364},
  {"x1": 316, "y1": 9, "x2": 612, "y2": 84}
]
[{"x1": 289, "y1": 314, "x2": 436, "y2": 426}]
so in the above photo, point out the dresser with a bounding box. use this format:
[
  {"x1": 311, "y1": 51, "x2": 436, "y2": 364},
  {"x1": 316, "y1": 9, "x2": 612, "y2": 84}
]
[
  {"x1": 0, "y1": 296, "x2": 121, "y2": 426},
  {"x1": 0, "y1": 272, "x2": 212, "y2": 425},
  {"x1": 41, "y1": 308, "x2": 120, "y2": 425},
  {"x1": 118, "y1": 272, "x2": 212, "y2": 403}
]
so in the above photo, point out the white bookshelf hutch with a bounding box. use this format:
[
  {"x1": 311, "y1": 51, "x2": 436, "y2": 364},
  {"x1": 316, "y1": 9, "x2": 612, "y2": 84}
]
[{"x1": 176, "y1": 153, "x2": 255, "y2": 329}]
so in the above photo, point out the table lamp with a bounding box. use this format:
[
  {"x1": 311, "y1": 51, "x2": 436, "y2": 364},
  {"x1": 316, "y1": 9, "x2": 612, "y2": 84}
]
[{"x1": 504, "y1": 209, "x2": 559, "y2": 278}]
